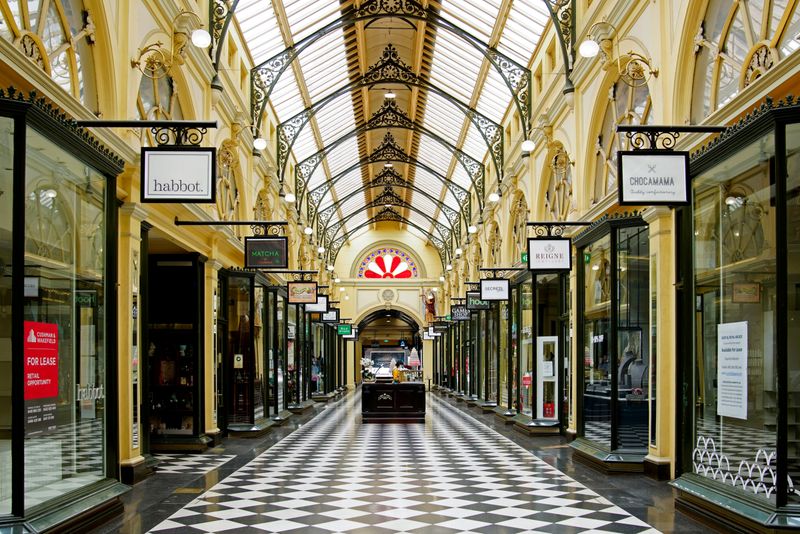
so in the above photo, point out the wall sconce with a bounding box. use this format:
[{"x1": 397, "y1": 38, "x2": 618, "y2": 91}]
[
  {"x1": 131, "y1": 10, "x2": 211, "y2": 79},
  {"x1": 579, "y1": 21, "x2": 658, "y2": 87}
]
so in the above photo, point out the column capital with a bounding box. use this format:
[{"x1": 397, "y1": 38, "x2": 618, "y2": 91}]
[
  {"x1": 119, "y1": 202, "x2": 150, "y2": 222},
  {"x1": 641, "y1": 206, "x2": 672, "y2": 224}
]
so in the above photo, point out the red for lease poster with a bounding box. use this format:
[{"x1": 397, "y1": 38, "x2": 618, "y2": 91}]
[{"x1": 24, "y1": 321, "x2": 59, "y2": 400}]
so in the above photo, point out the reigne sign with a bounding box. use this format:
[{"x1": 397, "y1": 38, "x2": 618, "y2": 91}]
[
  {"x1": 141, "y1": 146, "x2": 216, "y2": 203},
  {"x1": 528, "y1": 238, "x2": 571, "y2": 272},
  {"x1": 617, "y1": 150, "x2": 690, "y2": 205}
]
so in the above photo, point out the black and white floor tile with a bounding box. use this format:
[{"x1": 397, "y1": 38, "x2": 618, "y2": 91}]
[
  {"x1": 155, "y1": 453, "x2": 238, "y2": 475},
  {"x1": 148, "y1": 391, "x2": 659, "y2": 533}
]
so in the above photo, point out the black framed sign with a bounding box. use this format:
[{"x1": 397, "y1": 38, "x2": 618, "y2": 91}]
[
  {"x1": 244, "y1": 236, "x2": 288, "y2": 269},
  {"x1": 466, "y1": 291, "x2": 490, "y2": 310},
  {"x1": 451, "y1": 305, "x2": 470, "y2": 321},
  {"x1": 141, "y1": 146, "x2": 216, "y2": 203},
  {"x1": 427, "y1": 326, "x2": 442, "y2": 337},
  {"x1": 480, "y1": 279, "x2": 509, "y2": 301},
  {"x1": 321, "y1": 308, "x2": 339, "y2": 323},
  {"x1": 288, "y1": 281, "x2": 317, "y2": 304},
  {"x1": 305, "y1": 295, "x2": 328, "y2": 313},
  {"x1": 342, "y1": 327, "x2": 357, "y2": 339},
  {"x1": 617, "y1": 150, "x2": 690, "y2": 205},
  {"x1": 528, "y1": 237, "x2": 572, "y2": 272}
]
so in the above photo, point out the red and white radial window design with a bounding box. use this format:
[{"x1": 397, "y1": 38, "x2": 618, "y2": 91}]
[{"x1": 358, "y1": 248, "x2": 418, "y2": 278}]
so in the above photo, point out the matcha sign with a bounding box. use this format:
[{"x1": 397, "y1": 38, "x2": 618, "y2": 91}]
[{"x1": 244, "y1": 237, "x2": 288, "y2": 269}]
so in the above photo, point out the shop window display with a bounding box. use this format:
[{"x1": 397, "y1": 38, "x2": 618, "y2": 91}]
[
  {"x1": 0, "y1": 117, "x2": 12, "y2": 515},
  {"x1": 520, "y1": 282, "x2": 534, "y2": 416}
]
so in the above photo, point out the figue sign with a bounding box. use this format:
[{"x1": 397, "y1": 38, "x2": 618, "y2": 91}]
[
  {"x1": 480, "y1": 279, "x2": 509, "y2": 301},
  {"x1": 141, "y1": 146, "x2": 216, "y2": 203},
  {"x1": 245, "y1": 237, "x2": 288, "y2": 269},
  {"x1": 617, "y1": 151, "x2": 690, "y2": 205},
  {"x1": 528, "y1": 237, "x2": 572, "y2": 272},
  {"x1": 288, "y1": 282, "x2": 317, "y2": 304}
]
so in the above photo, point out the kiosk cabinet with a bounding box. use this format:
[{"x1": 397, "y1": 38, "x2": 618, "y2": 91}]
[{"x1": 362, "y1": 383, "x2": 426, "y2": 423}]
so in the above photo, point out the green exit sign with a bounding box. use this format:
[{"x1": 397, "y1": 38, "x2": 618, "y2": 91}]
[
  {"x1": 445, "y1": 314, "x2": 451, "y2": 321},
  {"x1": 337, "y1": 324, "x2": 352, "y2": 336},
  {"x1": 521, "y1": 252, "x2": 528, "y2": 263}
]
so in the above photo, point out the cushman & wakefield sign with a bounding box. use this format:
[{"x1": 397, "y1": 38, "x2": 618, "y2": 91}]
[
  {"x1": 480, "y1": 279, "x2": 509, "y2": 301},
  {"x1": 617, "y1": 150, "x2": 690, "y2": 205},
  {"x1": 244, "y1": 237, "x2": 288, "y2": 269},
  {"x1": 528, "y1": 237, "x2": 572, "y2": 272},
  {"x1": 141, "y1": 146, "x2": 216, "y2": 203}
]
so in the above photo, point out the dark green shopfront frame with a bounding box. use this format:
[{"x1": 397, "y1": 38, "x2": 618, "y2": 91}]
[{"x1": 0, "y1": 89, "x2": 126, "y2": 531}]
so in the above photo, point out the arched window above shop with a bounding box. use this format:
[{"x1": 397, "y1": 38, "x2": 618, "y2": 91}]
[
  {"x1": 544, "y1": 144, "x2": 575, "y2": 221},
  {"x1": 216, "y1": 140, "x2": 240, "y2": 222},
  {"x1": 136, "y1": 75, "x2": 184, "y2": 146},
  {"x1": 0, "y1": 0, "x2": 98, "y2": 107},
  {"x1": 592, "y1": 80, "x2": 652, "y2": 205},
  {"x1": 692, "y1": 0, "x2": 800, "y2": 121}
]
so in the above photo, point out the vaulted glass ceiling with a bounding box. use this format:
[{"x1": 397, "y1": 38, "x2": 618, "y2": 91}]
[{"x1": 237, "y1": 0, "x2": 552, "y2": 263}]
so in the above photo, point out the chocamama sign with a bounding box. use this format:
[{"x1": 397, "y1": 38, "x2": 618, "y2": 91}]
[
  {"x1": 528, "y1": 238, "x2": 571, "y2": 272},
  {"x1": 141, "y1": 146, "x2": 216, "y2": 203},
  {"x1": 617, "y1": 151, "x2": 690, "y2": 205}
]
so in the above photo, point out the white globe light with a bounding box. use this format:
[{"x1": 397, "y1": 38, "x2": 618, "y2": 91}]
[
  {"x1": 327, "y1": 264, "x2": 335, "y2": 271},
  {"x1": 446, "y1": 264, "x2": 453, "y2": 271},
  {"x1": 253, "y1": 137, "x2": 268, "y2": 150},
  {"x1": 521, "y1": 139, "x2": 536, "y2": 153},
  {"x1": 468, "y1": 225, "x2": 477, "y2": 234},
  {"x1": 284, "y1": 192, "x2": 296, "y2": 203},
  {"x1": 488, "y1": 192, "x2": 500, "y2": 203},
  {"x1": 334, "y1": 277, "x2": 341, "y2": 283},
  {"x1": 579, "y1": 38, "x2": 600, "y2": 58},
  {"x1": 345, "y1": 295, "x2": 350, "y2": 300},
  {"x1": 304, "y1": 226, "x2": 313, "y2": 235},
  {"x1": 385, "y1": 90, "x2": 396, "y2": 99},
  {"x1": 317, "y1": 246, "x2": 325, "y2": 253},
  {"x1": 340, "y1": 287, "x2": 345, "y2": 292},
  {"x1": 439, "y1": 276, "x2": 445, "y2": 282},
  {"x1": 455, "y1": 247, "x2": 463, "y2": 256},
  {"x1": 432, "y1": 287, "x2": 438, "y2": 292},
  {"x1": 384, "y1": 162, "x2": 393, "y2": 168},
  {"x1": 191, "y1": 28, "x2": 212, "y2": 49}
]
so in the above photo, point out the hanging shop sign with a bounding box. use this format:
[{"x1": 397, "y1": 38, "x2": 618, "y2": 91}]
[
  {"x1": 141, "y1": 146, "x2": 216, "y2": 203},
  {"x1": 527, "y1": 237, "x2": 572, "y2": 272},
  {"x1": 617, "y1": 150, "x2": 690, "y2": 205},
  {"x1": 717, "y1": 321, "x2": 748, "y2": 420},
  {"x1": 343, "y1": 327, "x2": 357, "y2": 339},
  {"x1": 24, "y1": 321, "x2": 59, "y2": 435},
  {"x1": 480, "y1": 279, "x2": 509, "y2": 301},
  {"x1": 423, "y1": 332, "x2": 433, "y2": 340},
  {"x1": 337, "y1": 324, "x2": 353, "y2": 336},
  {"x1": 305, "y1": 295, "x2": 328, "y2": 312},
  {"x1": 287, "y1": 281, "x2": 317, "y2": 304},
  {"x1": 451, "y1": 305, "x2": 470, "y2": 321},
  {"x1": 244, "y1": 236, "x2": 288, "y2": 269},
  {"x1": 427, "y1": 326, "x2": 442, "y2": 337},
  {"x1": 466, "y1": 291, "x2": 490, "y2": 310},
  {"x1": 321, "y1": 308, "x2": 339, "y2": 323}
]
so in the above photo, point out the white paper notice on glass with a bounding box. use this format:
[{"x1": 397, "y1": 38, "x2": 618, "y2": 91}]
[
  {"x1": 543, "y1": 361, "x2": 554, "y2": 377},
  {"x1": 717, "y1": 321, "x2": 748, "y2": 420}
]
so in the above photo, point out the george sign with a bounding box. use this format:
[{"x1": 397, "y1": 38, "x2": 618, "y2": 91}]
[
  {"x1": 245, "y1": 236, "x2": 288, "y2": 269},
  {"x1": 617, "y1": 150, "x2": 690, "y2": 205},
  {"x1": 305, "y1": 295, "x2": 329, "y2": 313},
  {"x1": 337, "y1": 324, "x2": 352, "y2": 336},
  {"x1": 24, "y1": 321, "x2": 59, "y2": 435},
  {"x1": 480, "y1": 279, "x2": 509, "y2": 301},
  {"x1": 466, "y1": 291, "x2": 490, "y2": 310},
  {"x1": 717, "y1": 321, "x2": 748, "y2": 420},
  {"x1": 451, "y1": 305, "x2": 470, "y2": 321},
  {"x1": 141, "y1": 146, "x2": 216, "y2": 203},
  {"x1": 321, "y1": 309, "x2": 339, "y2": 323},
  {"x1": 528, "y1": 238, "x2": 572, "y2": 272},
  {"x1": 288, "y1": 281, "x2": 317, "y2": 304}
]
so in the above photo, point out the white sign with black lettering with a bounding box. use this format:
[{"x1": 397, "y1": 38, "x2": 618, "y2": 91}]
[
  {"x1": 480, "y1": 279, "x2": 509, "y2": 301},
  {"x1": 528, "y1": 238, "x2": 571, "y2": 272},
  {"x1": 717, "y1": 321, "x2": 748, "y2": 420},
  {"x1": 142, "y1": 147, "x2": 216, "y2": 203},
  {"x1": 618, "y1": 151, "x2": 689, "y2": 205}
]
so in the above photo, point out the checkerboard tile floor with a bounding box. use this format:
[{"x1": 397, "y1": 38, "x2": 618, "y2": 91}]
[
  {"x1": 148, "y1": 392, "x2": 660, "y2": 533},
  {"x1": 155, "y1": 454, "x2": 238, "y2": 475}
]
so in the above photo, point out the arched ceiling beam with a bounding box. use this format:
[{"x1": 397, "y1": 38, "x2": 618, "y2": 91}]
[
  {"x1": 274, "y1": 45, "x2": 502, "y2": 189},
  {"x1": 358, "y1": 309, "x2": 420, "y2": 332},
  {"x1": 250, "y1": 0, "x2": 529, "y2": 147},
  {"x1": 306, "y1": 132, "x2": 471, "y2": 227},
  {"x1": 295, "y1": 98, "x2": 484, "y2": 210}
]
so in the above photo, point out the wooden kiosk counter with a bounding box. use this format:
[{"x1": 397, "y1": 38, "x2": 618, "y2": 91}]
[{"x1": 361, "y1": 381, "x2": 426, "y2": 423}]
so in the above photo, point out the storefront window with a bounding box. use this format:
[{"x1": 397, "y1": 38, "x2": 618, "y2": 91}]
[
  {"x1": 276, "y1": 295, "x2": 285, "y2": 412},
  {"x1": 692, "y1": 132, "x2": 777, "y2": 500},
  {"x1": 287, "y1": 304, "x2": 297, "y2": 403},
  {"x1": 787, "y1": 123, "x2": 800, "y2": 502},
  {"x1": 0, "y1": 116, "x2": 12, "y2": 515},
  {"x1": 487, "y1": 308, "x2": 497, "y2": 403},
  {"x1": 499, "y1": 301, "x2": 509, "y2": 408},
  {"x1": 254, "y1": 286, "x2": 266, "y2": 421},
  {"x1": 583, "y1": 235, "x2": 612, "y2": 447},
  {"x1": 227, "y1": 276, "x2": 251, "y2": 425},
  {"x1": 23, "y1": 126, "x2": 107, "y2": 510},
  {"x1": 510, "y1": 287, "x2": 519, "y2": 411},
  {"x1": 521, "y1": 281, "x2": 534, "y2": 416}
]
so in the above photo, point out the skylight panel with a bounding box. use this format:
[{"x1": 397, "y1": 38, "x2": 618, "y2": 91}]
[{"x1": 438, "y1": 0, "x2": 501, "y2": 42}]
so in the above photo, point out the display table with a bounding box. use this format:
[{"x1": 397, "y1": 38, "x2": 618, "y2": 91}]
[{"x1": 362, "y1": 382, "x2": 425, "y2": 423}]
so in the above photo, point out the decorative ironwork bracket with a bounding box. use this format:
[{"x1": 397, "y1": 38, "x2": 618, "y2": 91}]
[
  {"x1": 616, "y1": 124, "x2": 726, "y2": 150},
  {"x1": 526, "y1": 220, "x2": 592, "y2": 237},
  {"x1": 265, "y1": 270, "x2": 316, "y2": 281},
  {"x1": 174, "y1": 218, "x2": 287, "y2": 235},
  {"x1": 479, "y1": 267, "x2": 525, "y2": 279},
  {"x1": 210, "y1": 0, "x2": 240, "y2": 70},
  {"x1": 542, "y1": 0, "x2": 575, "y2": 128},
  {"x1": 74, "y1": 119, "x2": 216, "y2": 146}
]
